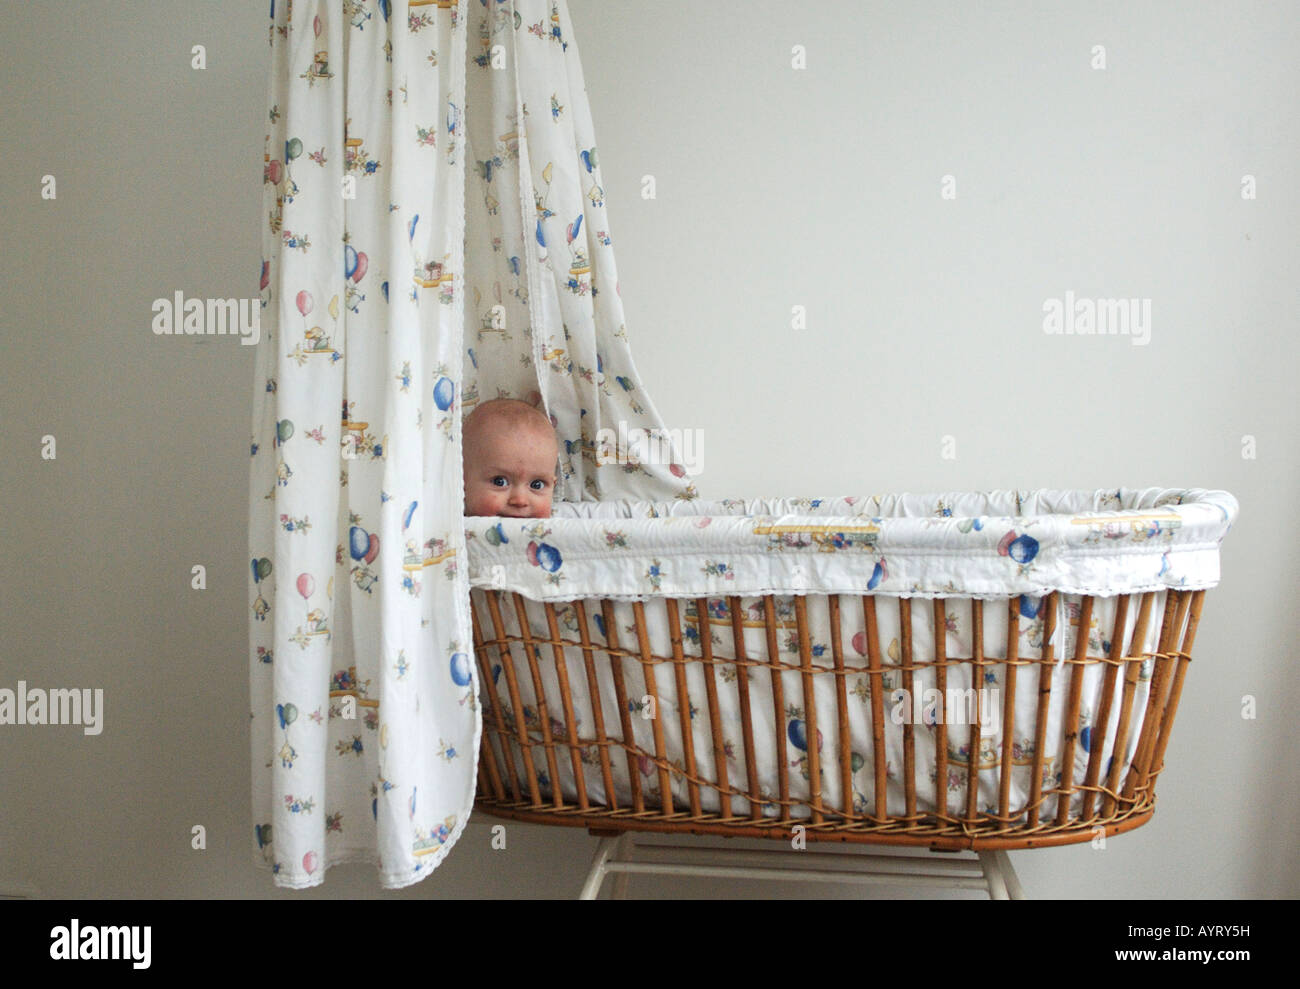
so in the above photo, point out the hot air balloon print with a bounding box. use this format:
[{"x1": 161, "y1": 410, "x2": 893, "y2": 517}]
[
  {"x1": 787, "y1": 720, "x2": 822, "y2": 753},
  {"x1": 566, "y1": 213, "x2": 582, "y2": 244},
  {"x1": 526, "y1": 541, "x2": 563, "y2": 573},
  {"x1": 998, "y1": 530, "x2": 1040, "y2": 565},
  {"x1": 345, "y1": 245, "x2": 369, "y2": 284},
  {"x1": 349, "y1": 526, "x2": 380, "y2": 564},
  {"x1": 433, "y1": 376, "x2": 455, "y2": 411},
  {"x1": 449, "y1": 653, "x2": 472, "y2": 687},
  {"x1": 866, "y1": 558, "x2": 887, "y2": 590},
  {"x1": 1008, "y1": 535, "x2": 1038, "y2": 564}
]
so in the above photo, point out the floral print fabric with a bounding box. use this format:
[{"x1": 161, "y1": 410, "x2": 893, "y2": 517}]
[
  {"x1": 467, "y1": 488, "x2": 1238, "y2": 602},
  {"x1": 459, "y1": 0, "x2": 697, "y2": 502},
  {"x1": 250, "y1": 0, "x2": 476, "y2": 890},
  {"x1": 250, "y1": 0, "x2": 696, "y2": 889}
]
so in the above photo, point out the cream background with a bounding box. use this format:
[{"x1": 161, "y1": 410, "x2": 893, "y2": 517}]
[{"x1": 1, "y1": 0, "x2": 1296, "y2": 899}]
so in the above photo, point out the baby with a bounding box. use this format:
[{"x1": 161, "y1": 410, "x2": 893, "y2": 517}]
[{"x1": 462, "y1": 398, "x2": 558, "y2": 519}]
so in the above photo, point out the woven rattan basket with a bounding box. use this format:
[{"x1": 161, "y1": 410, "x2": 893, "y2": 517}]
[{"x1": 470, "y1": 586, "x2": 1207, "y2": 850}]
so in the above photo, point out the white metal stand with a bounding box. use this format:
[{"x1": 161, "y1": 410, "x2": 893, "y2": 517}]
[{"x1": 578, "y1": 834, "x2": 1026, "y2": 900}]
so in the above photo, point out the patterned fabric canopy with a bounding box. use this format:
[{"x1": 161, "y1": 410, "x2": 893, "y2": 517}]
[{"x1": 249, "y1": 0, "x2": 693, "y2": 889}]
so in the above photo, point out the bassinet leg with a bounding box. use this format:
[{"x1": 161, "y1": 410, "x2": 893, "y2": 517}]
[
  {"x1": 578, "y1": 835, "x2": 622, "y2": 900},
  {"x1": 978, "y1": 850, "x2": 1024, "y2": 900},
  {"x1": 990, "y1": 850, "x2": 1024, "y2": 899},
  {"x1": 610, "y1": 834, "x2": 633, "y2": 899}
]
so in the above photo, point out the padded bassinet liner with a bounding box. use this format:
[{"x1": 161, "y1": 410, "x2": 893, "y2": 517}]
[
  {"x1": 471, "y1": 488, "x2": 1236, "y2": 602},
  {"x1": 466, "y1": 488, "x2": 1236, "y2": 823}
]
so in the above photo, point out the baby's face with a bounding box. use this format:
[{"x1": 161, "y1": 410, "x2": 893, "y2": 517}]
[{"x1": 464, "y1": 423, "x2": 557, "y2": 519}]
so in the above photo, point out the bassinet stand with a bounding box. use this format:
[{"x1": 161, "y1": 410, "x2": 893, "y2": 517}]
[{"x1": 578, "y1": 831, "x2": 1025, "y2": 900}]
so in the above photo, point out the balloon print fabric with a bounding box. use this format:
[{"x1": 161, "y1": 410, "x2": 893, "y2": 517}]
[
  {"x1": 250, "y1": 1, "x2": 695, "y2": 889},
  {"x1": 466, "y1": 488, "x2": 1239, "y2": 603},
  {"x1": 464, "y1": 488, "x2": 1237, "y2": 822},
  {"x1": 459, "y1": 0, "x2": 698, "y2": 502},
  {"x1": 250, "y1": 0, "x2": 476, "y2": 890}
]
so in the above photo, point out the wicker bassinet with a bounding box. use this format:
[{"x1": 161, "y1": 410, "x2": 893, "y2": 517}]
[{"x1": 465, "y1": 488, "x2": 1236, "y2": 851}]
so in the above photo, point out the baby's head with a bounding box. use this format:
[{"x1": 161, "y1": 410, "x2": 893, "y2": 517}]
[{"x1": 462, "y1": 398, "x2": 558, "y2": 518}]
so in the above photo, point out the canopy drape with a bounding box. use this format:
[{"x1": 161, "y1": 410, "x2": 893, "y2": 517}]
[{"x1": 249, "y1": 0, "x2": 694, "y2": 889}]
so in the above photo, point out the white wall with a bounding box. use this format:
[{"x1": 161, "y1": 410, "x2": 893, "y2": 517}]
[{"x1": 1, "y1": 0, "x2": 1296, "y2": 899}]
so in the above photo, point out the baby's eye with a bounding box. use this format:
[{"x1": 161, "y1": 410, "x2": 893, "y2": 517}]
[
  {"x1": 529, "y1": 479, "x2": 548, "y2": 491},
  {"x1": 490, "y1": 476, "x2": 508, "y2": 488}
]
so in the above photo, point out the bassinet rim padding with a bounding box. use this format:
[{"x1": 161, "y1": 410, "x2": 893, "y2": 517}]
[{"x1": 465, "y1": 486, "x2": 1237, "y2": 602}]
